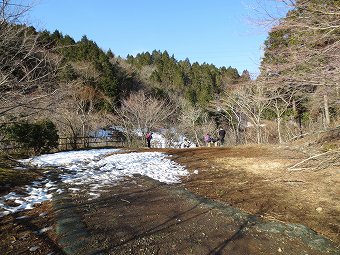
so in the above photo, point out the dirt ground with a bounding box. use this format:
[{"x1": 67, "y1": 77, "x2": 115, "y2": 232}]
[
  {"x1": 168, "y1": 145, "x2": 339, "y2": 242},
  {"x1": 0, "y1": 144, "x2": 339, "y2": 254}
]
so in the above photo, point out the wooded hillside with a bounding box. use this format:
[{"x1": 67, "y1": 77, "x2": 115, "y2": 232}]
[{"x1": 0, "y1": 0, "x2": 339, "y2": 152}]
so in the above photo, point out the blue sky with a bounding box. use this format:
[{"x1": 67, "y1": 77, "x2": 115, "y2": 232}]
[{"x1": 29, "y1": 0, "x2": 285, "y2": 76}]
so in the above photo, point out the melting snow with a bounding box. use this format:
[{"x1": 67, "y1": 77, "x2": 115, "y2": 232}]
[{"x1": 0, "y1": 148, "x2": 188, "y2": 217}]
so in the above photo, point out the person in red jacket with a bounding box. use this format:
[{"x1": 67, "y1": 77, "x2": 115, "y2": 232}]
[{"x1": 146, "y1": 132, "x2": 152, "y2": 148}]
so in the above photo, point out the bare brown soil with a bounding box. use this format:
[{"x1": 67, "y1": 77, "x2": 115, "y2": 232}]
[
  {"x1": 0, "y1": 202, "x2": 60, "y2": 254},
  {"x1": 0, "y1": 144, "x2": 339, "y2": 254},
  {"x1": 166, "y1": 145, "x2": 339, "y2": 242}
]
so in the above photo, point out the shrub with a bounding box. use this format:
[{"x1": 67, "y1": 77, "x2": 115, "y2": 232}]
[{"x1": 5, "y1": 120, "x2": 59, "y2": 154}]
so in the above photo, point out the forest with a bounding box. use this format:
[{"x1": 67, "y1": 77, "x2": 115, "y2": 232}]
[{"x1": 0, "y1": 0, "x2": 339, "y2": 153}]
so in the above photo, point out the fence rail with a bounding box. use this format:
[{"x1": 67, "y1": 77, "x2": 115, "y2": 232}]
[
  {"x1": 58, "y1": 136, "x2": 125, "y2": 150},
  {"x1": 0, "y1": 136, "x2": 125, "y2": 153}
]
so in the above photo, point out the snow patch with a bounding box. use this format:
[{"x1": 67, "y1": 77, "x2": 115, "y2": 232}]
[{"x1": 1, "y1": 148, "x2": 189, "y2": 217}]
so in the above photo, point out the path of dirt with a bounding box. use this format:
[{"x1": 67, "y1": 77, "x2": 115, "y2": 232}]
[
  {"x1": 51, "y1": 176, "x2": 337, "y2": 255},
  {"x1": 165, "y1": 145, "x2": 339, "y2": 243},
  {"x1": 0, "y1": 145, "x2": 339, "y2": 254}
]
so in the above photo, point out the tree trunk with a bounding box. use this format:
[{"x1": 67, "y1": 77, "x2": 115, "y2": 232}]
[
  {"x1": 81, "y1": 119, "x2": 87, "y2": 147},
  {"x1": 292, "y1": 99, "x2": 302, "y2": 136},
  {"x1": 256, "y1": 125, "x2": 261, "y2": 144},
  {"x1": 235, "y1": 123, "x2": 240, "y2": 144},
  {"x1": 277, "y1": 116, "x2": 282, "y2": 144},
  {"x1": 323, "y1": 94, "x2": 330, "y2": 128},
  {"x1": 292, "y1": 99, "x2": 297, "y2": 115},
  {"x1": 194, "y1": 130, "x2": 201, "y2": 147}
]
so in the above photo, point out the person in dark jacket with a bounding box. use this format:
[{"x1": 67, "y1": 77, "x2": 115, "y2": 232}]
[{"x1": 218, "y1": 127, "x2": 226, "y2": 145}]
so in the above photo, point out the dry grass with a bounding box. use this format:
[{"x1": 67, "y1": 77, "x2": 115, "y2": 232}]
[{"x1": 162, "y1": 144, "x2": 339, "y2": 242}]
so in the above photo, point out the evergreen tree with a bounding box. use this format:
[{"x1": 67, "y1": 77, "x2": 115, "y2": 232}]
[
  {"x1": 107, "y1": 49, "x2": 115, "y2": 59},
  {"x1": 124, "y1": 50, "x2": 243, "y2": 107}
]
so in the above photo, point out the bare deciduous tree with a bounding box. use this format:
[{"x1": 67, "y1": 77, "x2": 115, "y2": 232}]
[
  {"x1": 0, "y1": 0, "x2": 59, "y2": 126},
  {"x1": 50, "y1": 80, "x2": 111, "y2": 148},
  {"x1": 0, "y1": 0, "x2": 33, "y2": 23},
  {"x1": 257, "y1": 0, "x2": 340, "y2": 129},
  {"x1": 179, "y1": 99, "x2": 216, "y2": 146},
  {"x1": 214, "y1": 81, "x2": 271, "y2": 144},
  {"x1": 115, "y1": 91, "x2": 176, "y2": 146}
]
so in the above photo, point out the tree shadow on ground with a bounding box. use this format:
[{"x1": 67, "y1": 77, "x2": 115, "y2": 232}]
[
  {"x1": 205, "y1": 216, "x2": 256, "y2": 255},
  {"x1": 14, "y1": 216, "x2": 67, "y2": 255},
  {"x1": 53, "y1": 176, "x2": 339, "y2": 255}
]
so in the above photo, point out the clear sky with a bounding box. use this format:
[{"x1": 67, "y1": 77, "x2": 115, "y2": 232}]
[{"x1": 29, "y1": 0, "x2": 284, "y2": 77}]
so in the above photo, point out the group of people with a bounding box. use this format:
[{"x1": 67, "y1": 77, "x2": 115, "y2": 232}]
[
  {"x1": 145, "y1": 127, "x2": 226, "y2": 148},
  {"x1": 204, "y1": 127, "x2": 226, "y2": 147}
]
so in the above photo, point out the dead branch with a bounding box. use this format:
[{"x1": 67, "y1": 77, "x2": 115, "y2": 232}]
[{"x1": 288, "y1": 149, "x2": 340, "y2": 171}]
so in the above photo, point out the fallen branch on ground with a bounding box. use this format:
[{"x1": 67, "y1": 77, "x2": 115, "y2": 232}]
[{"x1": 288, "y1": 150, "x2": 340, "y2": 171}]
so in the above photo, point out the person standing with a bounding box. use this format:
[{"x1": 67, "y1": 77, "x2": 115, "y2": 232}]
[
  {"x1": 204, "y1": 133, "x2": 212, "y2": 146},
  {"x1": 146, "y1": 132, "x2": 152, "y2": 148},
  {"x1": 218, "y1": 127, "x2": 226, "y2": 146}
]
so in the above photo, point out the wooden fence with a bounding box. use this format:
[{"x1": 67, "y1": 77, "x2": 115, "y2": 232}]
[
  {"x1": 58, "y1": 136, "x2": 125, "y2": 150},
  {"x1": 0, "y1": 136, "x2": 125, "y2": 153}
]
